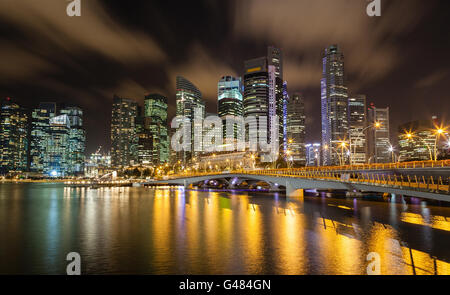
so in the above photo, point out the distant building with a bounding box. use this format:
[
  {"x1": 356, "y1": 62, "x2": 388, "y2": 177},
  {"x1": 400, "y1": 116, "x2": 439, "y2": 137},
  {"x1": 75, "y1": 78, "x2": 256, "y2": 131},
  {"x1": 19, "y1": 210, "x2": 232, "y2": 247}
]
[
  {"x1": 286, "y1": 93, "x2": 306, "y2": 165},
  {"x1": 0, "y1": 98, "x2": 29, "y2": 173},
  {"x1": 398, "y1": 118, "x2": 437, "y2": 162},
  {"x1": 321, "y1": 45, "x2": 349, "y2": 166},
  {"x1": 218, "y1": 76, "x2": 243, "y2": 142},
  {"x1": 30, "y1": 102, "x2": 57, "y2": 173},
  {"x1": 306, "y1": 143, "x2": 321, "y2": 167},
  {"x1": 111, "y1": 95, "x2": 139, "y2": 167},
  {"x1": 282, "y1": 82, "x2": 289, "y2": 154},
  {"x1": 175, "y1": 76, "x2": 205, "y2": 163},
  {"x1": 85, "y1": 151, "x2": 111, "y2": 178},
  {"x1": 367, "y1": 104, "x2": 390, "y2": 163},
  {"x1": 348, "y1": 95, "x2": 367, "y2": 164}
]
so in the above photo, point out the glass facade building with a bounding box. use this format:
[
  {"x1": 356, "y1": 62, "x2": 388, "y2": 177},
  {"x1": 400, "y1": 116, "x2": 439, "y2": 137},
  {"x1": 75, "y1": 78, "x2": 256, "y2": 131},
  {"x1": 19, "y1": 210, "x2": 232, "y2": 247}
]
[
  {"x1": 321, "y1": 45, "x2": 349, "y2": 166},
  {"x1": 348, "y1": 95, "x2": 367, "y2": 164},
  {"x1": 30, "y1": 102, "x2": 56, "y2": 173},
  {"x1": 367, "y1": 105, "x2": 390, "y2": 163},
  {"x1": 0, "y1": 98, "x2": 29, "y2": 173},
  {"x1": 111, "y1": 95, "x2": 139, "y2": 167},
  {"x1": 175, "y1": 76, "x2": 205, "y2": 163},
  {"x1": 218, "y1": 76, "x2": 243, "y2": 143},
  {"x1": 286, "y1": 93, "x2": 306, "y2": 165},
  {"x1": 398, "y1": 119, "x2": 436, "y2": 162},
  {"x1": 143, "y1": 93, "x2": 169, "y2": 165}
]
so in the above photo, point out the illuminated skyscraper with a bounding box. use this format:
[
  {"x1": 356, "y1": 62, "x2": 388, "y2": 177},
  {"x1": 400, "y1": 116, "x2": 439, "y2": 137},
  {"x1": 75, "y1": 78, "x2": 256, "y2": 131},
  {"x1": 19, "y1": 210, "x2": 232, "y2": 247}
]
[
  {"x1": 0, "y1": 98, "x2": 29, "y2": 173},
  {"x1": 175, "y1": 76, "x2": 205, "y2": 163},
  {"x1": 348, "y1": 95, "x2": 367, "y2": 164},
  {"x1": 321, "y1": 45, "x2": 349, "y2": 166},
  {"x1": 218, "y1": 76, "x2": 243, "y2": 142},
  {"x1": 44, "y1": 114, "x2": 70, "y2": 177},
  {"x1": 286, "y1": 93, "x2": 306, "y2": 165},
  {"x1": 144, "y1": 93, "x2": 169, "y2": 165},
  {"x1": 243, "y1": 47, "x2": 284, "y2": 159},
  {"x1": 111, "y1": 95, "x2": 139, "y2": 167},
  {"x1": 59, "y1": 105, "x2": 85, "y2": 175},
  {"x1": 30, "y1": 102, "x2": 56, "y2": 173},
  {"x1": 367, "y1": 105, "x2": 390, "y2": 163},
  {"x1": 244, "y1": 57, "x2": 269, "y2": 149},
  {"x1": 268, "y1": 46, "x2": 284, "y2": 146}
]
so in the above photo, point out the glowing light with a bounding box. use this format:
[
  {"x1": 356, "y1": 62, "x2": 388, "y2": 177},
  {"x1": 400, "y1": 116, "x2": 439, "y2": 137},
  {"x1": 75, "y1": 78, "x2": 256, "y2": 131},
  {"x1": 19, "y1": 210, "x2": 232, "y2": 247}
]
[{"x1": 50, "y1": 170, "x2": 58, "y2": 177}]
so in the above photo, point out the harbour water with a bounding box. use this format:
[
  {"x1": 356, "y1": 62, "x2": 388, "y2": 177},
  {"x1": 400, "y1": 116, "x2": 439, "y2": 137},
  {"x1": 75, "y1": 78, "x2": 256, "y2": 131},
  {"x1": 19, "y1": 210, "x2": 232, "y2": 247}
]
[{"x1": 0, "y1": 183, "x2": 449, "y2": 275}]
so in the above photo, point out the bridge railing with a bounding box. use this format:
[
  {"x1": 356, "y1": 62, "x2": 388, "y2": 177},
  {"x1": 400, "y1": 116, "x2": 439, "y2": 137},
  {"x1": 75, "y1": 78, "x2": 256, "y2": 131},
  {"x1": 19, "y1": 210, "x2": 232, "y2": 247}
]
[
  {"x1": 161, "y1": 167, "x2": 450, "y2": 195},
  {"x1": 245, "y1": 169, "x2": 450, "y2": 194}
]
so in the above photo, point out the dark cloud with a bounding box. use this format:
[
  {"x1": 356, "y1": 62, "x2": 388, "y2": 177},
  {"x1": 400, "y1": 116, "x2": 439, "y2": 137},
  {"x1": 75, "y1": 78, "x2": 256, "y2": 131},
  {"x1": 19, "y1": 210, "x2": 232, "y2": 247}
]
[{"x1": 0, "y1": 0, "x2": 449, "y2": 152}]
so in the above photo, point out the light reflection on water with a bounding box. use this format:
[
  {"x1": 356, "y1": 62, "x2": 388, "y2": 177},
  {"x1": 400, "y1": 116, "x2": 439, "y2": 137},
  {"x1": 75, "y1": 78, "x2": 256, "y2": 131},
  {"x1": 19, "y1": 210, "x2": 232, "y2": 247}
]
[{"x1": 0, "y1": 183, "x2": 450, "y2": 274}]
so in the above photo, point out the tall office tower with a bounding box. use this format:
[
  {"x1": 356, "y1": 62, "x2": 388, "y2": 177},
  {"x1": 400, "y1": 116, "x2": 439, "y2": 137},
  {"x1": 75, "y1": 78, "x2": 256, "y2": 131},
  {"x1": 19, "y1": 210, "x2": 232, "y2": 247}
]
[
  {"x1": 30, "y1": 102, "x2": 57, "y2": 173},
  {"x1": 348, "y1": 95, "x2": 367, "y2": 164},
  {"x1": 0, "y1": 98, "x2": 29, "y2": 173},
  {"x1": 59, "y1": 106, "x2": 85, "y2": 175},
  {"x1": 305, "y1": 143, "x2": 321, "y2": 167},
  {"x1": 135, "y1": 107, "x2": 152, "y2": 165},
  {"x1": 321, "y1": 45, "x2": 349, "y2": 166},
  {"x1": 268, "y1": 46, "x2": 284, "y2": 147},
  {"x1": 286, "y1": 93, "x2": 306, "y2": 165},
  {"x1": 218, "y1": 76, "x2": 243, "y2": 143},
  {"x1": 398, "y1": 118, "x2": 437, "y2": 162},
  {"x1": 144, "y1": 94, "x2": 169, "y2": 165},
  {"x1": 244, "y1": 57, "x2": 269, "y2": 150},
  {"x1": 282, "y1": 82, "x2": 289, "y2": 154},
  {"x1": 111, "y1": 95, "x2": 139, "y2": 167},
  {"x1": 367, "y1": 104, "x2": 390, "y2": 163},
  {"x1": 175, "y1": 76, "x2": 205, "y2": 163},
  {"x1": 44, "y1": 114, "x2": 70, "y2": 177}
]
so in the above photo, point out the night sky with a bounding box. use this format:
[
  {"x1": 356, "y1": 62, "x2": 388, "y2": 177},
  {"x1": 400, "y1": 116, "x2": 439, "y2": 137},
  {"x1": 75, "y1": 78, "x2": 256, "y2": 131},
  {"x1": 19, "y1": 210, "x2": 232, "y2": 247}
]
[{"x1": 0, "y1": 0, "x2": 449, "y2": 154}]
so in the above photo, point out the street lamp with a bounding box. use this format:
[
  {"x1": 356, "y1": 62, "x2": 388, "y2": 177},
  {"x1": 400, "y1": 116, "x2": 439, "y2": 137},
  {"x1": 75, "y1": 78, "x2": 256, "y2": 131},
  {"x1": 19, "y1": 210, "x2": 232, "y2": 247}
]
[{"x1": 434, "y1": 127, "x2": 448, "y2": 161}]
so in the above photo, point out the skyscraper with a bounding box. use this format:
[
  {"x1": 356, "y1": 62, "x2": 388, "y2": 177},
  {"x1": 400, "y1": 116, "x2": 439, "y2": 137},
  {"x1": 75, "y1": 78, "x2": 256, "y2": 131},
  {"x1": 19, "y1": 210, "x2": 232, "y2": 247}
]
[
  {"x1": 348, "y1": 95, "x2": 367, "y2": 164},
  {"x1": 218, "y1": 76, "x2": 243, "y2": 143},
  {"x1": 0, "y1": 98, "x2": 29, "y2": 173},
  {"x1": 111, "y1": 95, "x2": 139, "y2": 167},
  {"x1": 144, "y1": 93, "x2": 169, "y2": 165},
  {"x1": 367, "y1": 105, "x2": 390, "y2": 163},
  {"x1": 60, "y1": 105, "x2": 85, "y2": 175},
  {"x1": 268, "y1": 46, "x2": 284, "y2": 146},
  {"x1": 282, "y1": 82, "x2": 289, "y2": 154},
  {"x1": 244, "y1": 57, "x2": 269, "y2": 150},
  {"x1": 45, "y1": 114, "x2": 70, "y2": 177},
  {"x1": 321, "y1": 45, "x2": 349, "y2": 166},
  {"x1": 286, "y1": 93, "x2": 306, "y2": 165},
  {"x1": 30, "y1": 102, "x2": 57, "y2": 173},
  {"x1": 175, "y1": 76, "x2": 205, "y2": 163},
  {"x1": 243, "y1": 47, "x2": 284, "y2": 160}
]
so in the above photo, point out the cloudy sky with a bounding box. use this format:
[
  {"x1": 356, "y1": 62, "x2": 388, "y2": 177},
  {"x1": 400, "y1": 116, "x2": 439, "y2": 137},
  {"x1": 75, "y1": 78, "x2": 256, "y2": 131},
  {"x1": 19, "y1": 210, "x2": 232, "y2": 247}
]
[{"x1": 0, "y1": 0, "x2": 449, "y2": 153}]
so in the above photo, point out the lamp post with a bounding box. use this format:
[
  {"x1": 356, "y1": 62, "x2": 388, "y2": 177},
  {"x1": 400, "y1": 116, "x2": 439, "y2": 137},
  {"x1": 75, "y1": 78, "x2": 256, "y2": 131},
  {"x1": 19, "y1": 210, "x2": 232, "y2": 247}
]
[{"x1": 434, "y1": 128, "x2": 447, "y2": 161}]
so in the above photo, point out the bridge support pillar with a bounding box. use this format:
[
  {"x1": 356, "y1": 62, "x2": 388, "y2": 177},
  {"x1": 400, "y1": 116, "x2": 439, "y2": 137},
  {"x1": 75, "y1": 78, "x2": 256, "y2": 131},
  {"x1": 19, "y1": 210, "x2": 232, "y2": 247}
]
[{"x1": 286, "y1": 182, "x2": 304, "y2": 198}]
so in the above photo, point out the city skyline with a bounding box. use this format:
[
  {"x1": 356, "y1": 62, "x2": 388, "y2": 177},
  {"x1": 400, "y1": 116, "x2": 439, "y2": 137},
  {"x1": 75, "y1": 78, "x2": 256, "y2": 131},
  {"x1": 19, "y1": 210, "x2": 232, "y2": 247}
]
[{"x1": 0, "y1": 1, "x2": 449, "y2": 154}]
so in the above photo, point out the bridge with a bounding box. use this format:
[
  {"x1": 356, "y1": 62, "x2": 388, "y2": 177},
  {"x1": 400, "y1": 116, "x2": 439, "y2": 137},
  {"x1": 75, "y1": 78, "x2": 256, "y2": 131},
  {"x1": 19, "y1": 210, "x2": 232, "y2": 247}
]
[{"x1": 149, "y1": 160, "x2": 450, "y2": 202}]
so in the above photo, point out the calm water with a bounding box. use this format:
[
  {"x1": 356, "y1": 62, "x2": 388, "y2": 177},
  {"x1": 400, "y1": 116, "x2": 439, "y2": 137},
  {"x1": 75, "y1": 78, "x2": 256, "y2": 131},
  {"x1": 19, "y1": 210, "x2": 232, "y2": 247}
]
[{"x1": 1, "y1": 183, "x2": 450, "y2": 275}]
